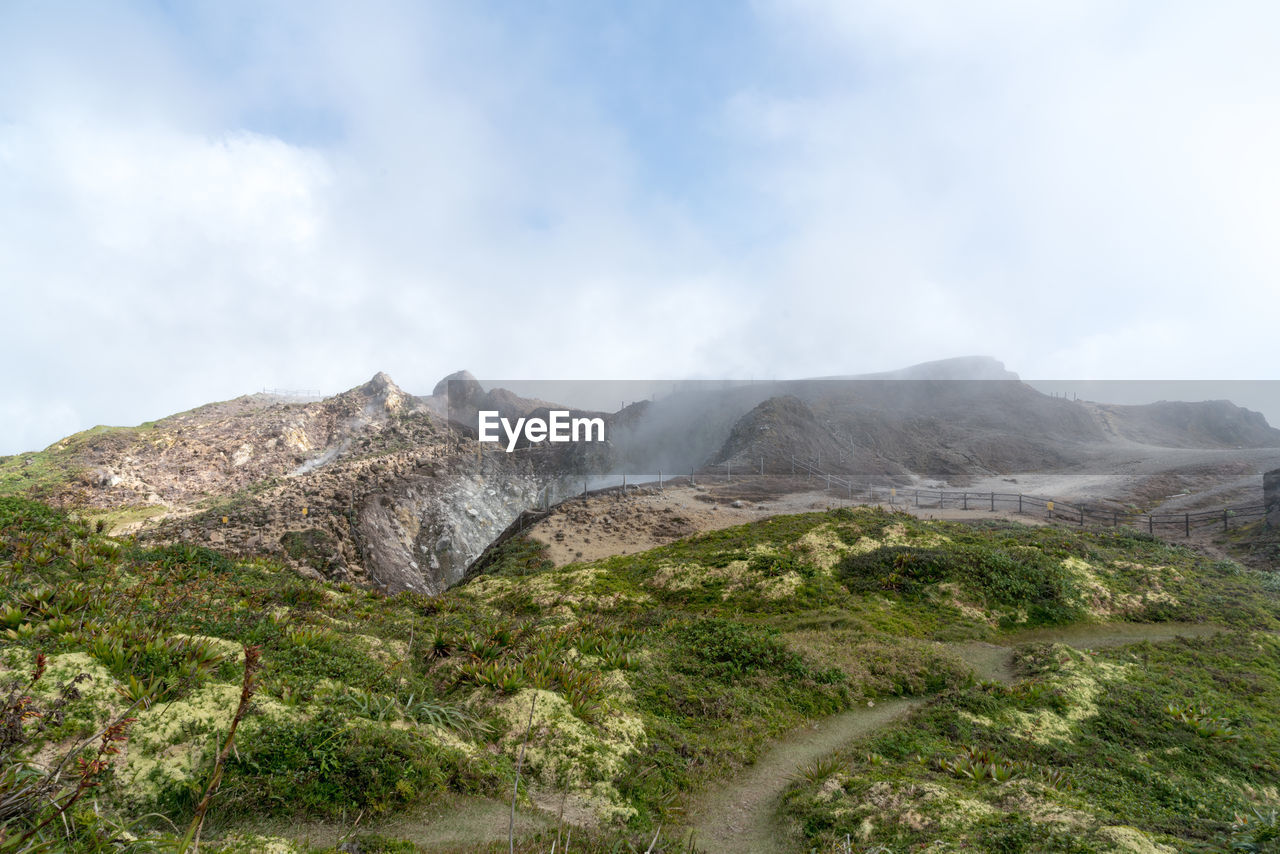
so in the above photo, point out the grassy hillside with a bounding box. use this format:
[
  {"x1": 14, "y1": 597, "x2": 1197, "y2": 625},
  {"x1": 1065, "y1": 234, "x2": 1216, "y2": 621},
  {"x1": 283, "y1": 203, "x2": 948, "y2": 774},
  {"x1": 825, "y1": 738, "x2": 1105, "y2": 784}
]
[
  {"x1": 1, "y1": 497, "x2": 1278, "y2": 852},
  {"x1": 0, "y1": 425, "x2": 156, "y2": 501},
  {"x1": 781, "y1": 632, "x2": 1280, "y2": 852}
]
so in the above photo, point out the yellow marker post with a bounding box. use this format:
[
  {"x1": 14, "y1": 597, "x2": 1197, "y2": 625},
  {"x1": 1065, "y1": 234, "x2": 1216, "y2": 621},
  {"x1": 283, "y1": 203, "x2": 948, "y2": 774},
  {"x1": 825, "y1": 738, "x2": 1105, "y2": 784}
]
[
  {"x1": 302, "y1": 507, "x2": 308, "y2": 517},
  {"x1": 221, "y1": 516, "x2": 228, "y2": 525},
  {"x1": 1047, "y1": 501, "x2": 1054, "y2": 511}
]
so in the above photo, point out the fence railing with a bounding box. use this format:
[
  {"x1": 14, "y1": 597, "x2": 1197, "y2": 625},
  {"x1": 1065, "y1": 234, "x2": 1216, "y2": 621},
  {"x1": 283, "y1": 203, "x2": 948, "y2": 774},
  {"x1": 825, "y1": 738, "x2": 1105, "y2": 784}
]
[
  {"x1": 772, "y1": 454, "x2": 1273, "y2": 536},
  {"x1": 560, "y1": 454, "x2": 1276, "y2": 538},
  {"x1": 261, "y1": 388, "x2": 322, "y2": 398}
]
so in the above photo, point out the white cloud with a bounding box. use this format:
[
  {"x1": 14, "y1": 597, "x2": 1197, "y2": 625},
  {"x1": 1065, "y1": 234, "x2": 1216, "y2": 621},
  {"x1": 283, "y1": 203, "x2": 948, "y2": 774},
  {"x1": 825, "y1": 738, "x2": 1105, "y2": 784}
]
[
  {"x1": 731, "y1": 0, "x2": 1280, "y2": 379},
  {"x1": 0, "y1": 4, "x2": 743, "y2": 452},
  {"x1": 3, "y1": 1, "x2": 1280, "y2": 453},
  {"x1": 6, "y1": 120, "x2": 331, "y2": 266}
]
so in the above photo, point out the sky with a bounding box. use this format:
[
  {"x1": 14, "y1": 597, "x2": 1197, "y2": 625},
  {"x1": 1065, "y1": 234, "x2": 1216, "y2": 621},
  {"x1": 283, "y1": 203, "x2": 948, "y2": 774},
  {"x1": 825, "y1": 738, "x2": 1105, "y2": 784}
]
[{"x1": 3, "y1": 0, "x2": 1280, "y2": 454}]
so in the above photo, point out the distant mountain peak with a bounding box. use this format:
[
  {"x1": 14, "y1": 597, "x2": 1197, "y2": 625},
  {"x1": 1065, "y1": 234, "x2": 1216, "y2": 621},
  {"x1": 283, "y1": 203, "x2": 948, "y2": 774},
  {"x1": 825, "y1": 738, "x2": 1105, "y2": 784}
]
[
  {"x1": 432, "y1": 370, "x2": 483, "y2": 400},
  {"x1": 875, "y1": 356, "x2": 1019, "y2": 381},
  {"x1": 352, "y1": 371, "x2": 408, "y2": 414},
  {"x1": 810, "y1": 356, "x2": 1020, "y2": 383}
]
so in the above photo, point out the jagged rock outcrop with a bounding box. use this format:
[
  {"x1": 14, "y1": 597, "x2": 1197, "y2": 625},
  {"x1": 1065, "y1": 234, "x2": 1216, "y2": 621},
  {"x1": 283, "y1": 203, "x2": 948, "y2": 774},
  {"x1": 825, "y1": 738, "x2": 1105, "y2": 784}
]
[
  {"x1": 355, "y1": 454, "x2": 579, "y2": 594},
  {"x1": 132, "y1": 373, "x2": 603, "y2": 593},
  {"x1": 22, "y1": 372, "x2": 438, "y2": 511}
]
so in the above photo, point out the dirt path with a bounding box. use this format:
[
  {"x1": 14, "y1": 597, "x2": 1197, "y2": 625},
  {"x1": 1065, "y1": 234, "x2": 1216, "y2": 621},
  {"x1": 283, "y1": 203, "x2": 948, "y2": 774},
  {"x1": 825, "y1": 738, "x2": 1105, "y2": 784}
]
[
  {"x1": 685, "y1": 698, "x2": 919, "y2": 854},
  {"x1": 684, "y1": 621, "x2": 1230, "y2": 854},
  {"x1": 216, "y1": 795, "x2": 554, "y2": 853}
]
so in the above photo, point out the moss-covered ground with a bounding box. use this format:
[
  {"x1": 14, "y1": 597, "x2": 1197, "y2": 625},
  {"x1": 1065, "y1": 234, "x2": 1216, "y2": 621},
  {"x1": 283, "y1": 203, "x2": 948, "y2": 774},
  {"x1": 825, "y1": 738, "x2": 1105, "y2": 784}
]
[{"x1": 1, "y1": 497, "x2": 1277, "y2": 852}]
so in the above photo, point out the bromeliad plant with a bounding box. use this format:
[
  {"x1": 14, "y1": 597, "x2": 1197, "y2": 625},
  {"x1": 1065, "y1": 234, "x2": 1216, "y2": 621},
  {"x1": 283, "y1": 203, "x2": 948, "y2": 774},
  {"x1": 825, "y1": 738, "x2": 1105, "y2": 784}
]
[
  {"x1": 1166, "y1": 702, "x2": 1243, "y2": 741},
  {"x1": 934, "y1": 745, "x2": 1021, "y2": 784},
  {"x1": 0, "y1": 654, "x2": 140, "y2": 852}
]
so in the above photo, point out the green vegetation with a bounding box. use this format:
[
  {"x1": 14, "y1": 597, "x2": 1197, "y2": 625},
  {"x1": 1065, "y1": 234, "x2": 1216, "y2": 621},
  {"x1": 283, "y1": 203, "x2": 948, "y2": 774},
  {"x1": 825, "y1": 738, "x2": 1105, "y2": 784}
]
[
  {"x1": 0, "y1": 425, "x2": 156, "y2": 503},
  {"x1": 80, "y1": 503, "x2": 170, "y2": 535},
  {"x1": 0, "y1": 496, "x2": 1277, "y2": 852},
  {"x1": 279, "y1": 528, "x2": 342, "y2": 576},
  {"x1": 781, "y1": 632, "x2": 1280, "y2": 852},
  {"x1": 1221, "y1": 517, "x2": 1280, "y2": 578}
]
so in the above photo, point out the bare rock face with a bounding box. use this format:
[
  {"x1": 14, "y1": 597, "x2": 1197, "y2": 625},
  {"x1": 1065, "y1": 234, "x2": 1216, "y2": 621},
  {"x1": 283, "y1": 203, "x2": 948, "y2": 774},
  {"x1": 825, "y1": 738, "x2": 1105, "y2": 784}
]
[
  {"x1": 141, "y1": 429, "x2": 587, "y2": 594},
  {"x1": 359, "y1": 371, "x2": 411, "y2": 415},
  {"x1": 93, "y1": 371, "x2": 607, "y2": 594},
  {"x1": 355, "y1": 456, "x2": 557, "y2": 594},
  {"x1": 23, "y1": 372, "x2": 436, "y2": 512}
]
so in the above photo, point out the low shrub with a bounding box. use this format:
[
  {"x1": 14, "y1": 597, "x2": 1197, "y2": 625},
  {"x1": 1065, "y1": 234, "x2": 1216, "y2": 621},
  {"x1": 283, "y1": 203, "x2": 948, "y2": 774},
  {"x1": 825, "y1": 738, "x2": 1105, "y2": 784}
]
[
  {"x1": 837, "y1": 543, "x2": 1086, "y2": 625},
  {"x1": 221, "y1": 709, "x2": 484, "y2": 817},
  {"x1": 672, "y1": 617, "x2": 812, "y2": 681}
]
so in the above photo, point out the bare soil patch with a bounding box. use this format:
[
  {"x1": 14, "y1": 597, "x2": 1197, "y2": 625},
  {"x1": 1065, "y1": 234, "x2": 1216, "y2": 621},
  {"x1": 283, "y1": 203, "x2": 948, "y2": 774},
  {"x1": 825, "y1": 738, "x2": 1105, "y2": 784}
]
[
  {"x1": 527, "y1": 483, "x2": 846, "y2": 565},
  {"x1": 527, "y1": 478, "x2": 1066, "y2": 567}
]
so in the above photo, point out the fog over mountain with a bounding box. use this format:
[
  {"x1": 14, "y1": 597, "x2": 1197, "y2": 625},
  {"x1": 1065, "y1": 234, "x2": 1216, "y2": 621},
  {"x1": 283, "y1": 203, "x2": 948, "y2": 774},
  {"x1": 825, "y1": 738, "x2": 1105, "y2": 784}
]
[{"x1": 5, "y1": 3, "x2": 1280, "y2": 455}]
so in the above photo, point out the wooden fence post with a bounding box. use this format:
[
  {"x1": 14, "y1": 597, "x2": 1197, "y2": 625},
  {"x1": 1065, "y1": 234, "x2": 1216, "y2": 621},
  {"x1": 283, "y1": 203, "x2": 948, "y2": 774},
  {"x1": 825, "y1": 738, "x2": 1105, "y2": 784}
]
[{"x1": 1185, "y1": 513, "x2": 1190, "y2": 538}]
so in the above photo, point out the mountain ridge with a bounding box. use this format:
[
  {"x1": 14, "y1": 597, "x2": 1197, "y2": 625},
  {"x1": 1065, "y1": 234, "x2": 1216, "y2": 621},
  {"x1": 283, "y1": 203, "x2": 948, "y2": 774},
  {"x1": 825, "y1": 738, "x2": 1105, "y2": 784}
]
[{"x1": 4, "y1": 358, "x2": 1279, "y2": 594}]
